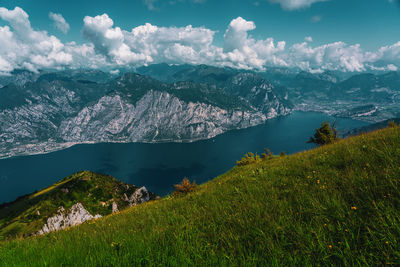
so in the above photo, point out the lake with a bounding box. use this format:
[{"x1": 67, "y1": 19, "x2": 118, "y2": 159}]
[{"x1": 0, "y1": 111, "x2": 369, "y2": 203}]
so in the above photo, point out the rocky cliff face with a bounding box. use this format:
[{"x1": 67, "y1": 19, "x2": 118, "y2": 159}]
[
  {"x1": 37, "y1": 203, "x2": 101, "y2": 235},
  {"x1": 0, "y1": 69, "x2": 291, "y2": 158},
  {"x1": 58, "y1": 91, "x2": 266, "y2": 143}
]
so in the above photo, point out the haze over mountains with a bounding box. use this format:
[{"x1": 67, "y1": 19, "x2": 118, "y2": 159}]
[{"x1": 0, "y1": 63, "x2": 399, "y2": 159}]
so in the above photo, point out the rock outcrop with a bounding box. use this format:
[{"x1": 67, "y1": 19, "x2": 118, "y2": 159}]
[
  {"x1": 37, "y1": 203, "x2": 101, "y2": 235},
  {"x1": 112, "y1": 202, "x2": 119, "y2": 213},
  {"x1": 124, "y1": 186, "x2": 151, "y2": 206}
]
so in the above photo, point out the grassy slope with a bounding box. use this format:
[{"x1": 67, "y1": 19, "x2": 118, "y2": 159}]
[
  {"x1": 0, "y1": 127, "x2": 399, "y2": 266},
  {"x1": 0, "y1": 172, "x2": 148, "y2": 240}
]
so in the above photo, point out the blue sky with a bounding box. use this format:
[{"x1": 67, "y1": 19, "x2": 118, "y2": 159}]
[{"x1": 0, "y1": 0, "x2": 399, "y2": 73}]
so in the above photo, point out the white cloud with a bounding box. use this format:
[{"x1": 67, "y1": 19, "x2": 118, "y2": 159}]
[
  {"x1": 82, "y1": 13, "x2": 216, "y2": 66},
  {"x1": 0, "y1": 7, "x2": 77, "y2": 72},
  {"x1": 304, "y1": 36, "x2": 313, "y2": 42},
  {"x1": 0, "y1": 7, "x2": 399, "y2": 74},
  {"x1": 49, "y1": 12, "x2": 70, "y2": 34},
  {"x1": 269, "y1": 0, "x2": 328, "y2": 10}
]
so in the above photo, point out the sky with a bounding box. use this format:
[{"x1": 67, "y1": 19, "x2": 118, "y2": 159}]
[{"x1": 0, "y1": 0, "x2": 399, "y2": 74}]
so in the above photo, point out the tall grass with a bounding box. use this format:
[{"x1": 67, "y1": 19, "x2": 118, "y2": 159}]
[{"x1": 0, "y1": 126, "x2": 399, "y2": 266}]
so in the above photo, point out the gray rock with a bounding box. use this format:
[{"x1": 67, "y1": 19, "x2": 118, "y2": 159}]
[
  {"x1": 112, "y1": 202, "x2": 119, "y2": 213},
  {"x1": 127, "y1": 186, "x2": 151, "y2": 206},
  {"x1": 37, "y1": 203, "x2": 101, "y2": 235}
]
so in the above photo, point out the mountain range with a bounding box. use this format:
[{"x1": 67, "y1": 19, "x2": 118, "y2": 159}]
[
  {"x1": 1, "y1": 64, "x2": 400, "y2": 158},
  {"x1": 0, "y1": 66, "x2": 290, "y2": 158}
]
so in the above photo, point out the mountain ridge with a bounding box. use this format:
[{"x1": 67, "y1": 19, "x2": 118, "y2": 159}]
[{"x1": 0, "y1": 69, "x2": 290, "y2": 158}]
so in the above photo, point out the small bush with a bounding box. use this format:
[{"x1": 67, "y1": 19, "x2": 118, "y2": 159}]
[
  {"x1": 173, "y1": 178, "x2": 198, "y2": 196},
  {"x1": 388, "y1": 120, "x2": 397, "y2": 128},
  {"x1": 307, "y1": 122, "x2": 339, "y2": 145},
  {"x1": 261, "y1": 148, "x2": 273, "y2": 159},
  {"x1": 236, "y1": 152, "x2": 261, "y2": 166},
  {"x1": 280, "y1": 151, "x2": 286, "y2": 157}
]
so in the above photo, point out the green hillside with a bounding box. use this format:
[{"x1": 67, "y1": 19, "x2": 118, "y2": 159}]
[
  {"x1": 0, "y1": 126, "x2": 399, "y2": 266},
  {"x1": 0, "y1": 172, "x2": 156, "y2": 240}
]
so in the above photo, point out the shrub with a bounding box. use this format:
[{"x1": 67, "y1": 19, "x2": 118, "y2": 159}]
[
  {"x1": 261, "y1": 148, "x2": 273, "y2": 159},
  {"x1": 307, "y1": 122, "x2": 338, "y2": 145},
  {"x1": 280, "y1": 151, "x2": 286, "y2": 157},
  {"x1": 173, "y1": 178, "x2": 198, "y2": 196},
  {"x1": 236, "y1": 152, "x2": 261, "y2": 166},
  {"x1": 388, "y1": 120, "x2": 397, "y2": 128}
]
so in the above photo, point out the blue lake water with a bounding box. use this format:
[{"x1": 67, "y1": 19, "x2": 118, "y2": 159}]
[{"x1": 0, "y1": 111, "x2": 369, "y2": 203}]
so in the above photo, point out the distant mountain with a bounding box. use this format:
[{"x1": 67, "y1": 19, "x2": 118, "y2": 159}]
[
  {"x1": 286, "y1": 71, "x2": 400, "y2": 122},
  {"x1": 137, "y1": 64, "x2": 292, "y2": 117},
  {"x1": 343, "y1": 118, "x2": 400, "y2": 136},
  {"x1": 0, "y1": 171, "x2": 157, "y2": 239},
  {"x1": 0, "y1": 69, "x2": 291, "y2": 158},
  {"x1": 0, "y1": 69, "x2": 40, "y2": 88},
  {"x1": 37, "y1": 69, "x2": 116, "y2": 84}
]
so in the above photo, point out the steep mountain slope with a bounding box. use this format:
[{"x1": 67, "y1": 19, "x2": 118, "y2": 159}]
[
  {"x1": 138, "y1": 64, "x2": 292, "y2": 118},
  {"x1": 1, "y1": 126, "x2": 399, "y2": 265},
  {"x1": 0, "y1": 71, "x2": 289, "y2": 158},
  {"x1": 0, "y1": 171, "x2": 157, "y2": 240}
]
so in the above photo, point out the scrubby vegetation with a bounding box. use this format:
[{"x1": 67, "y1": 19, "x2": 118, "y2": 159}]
[
  {"x1": 307, "y1": 121, "x2": 339, "y2": 145},
  {"x1": 388, "y1": 120, "x2": 397, "y2": 128},
  {"x1": 0, "y1": 126, "x2": 399, "y2": 266},
  {"x1": 0, "y1": 171, "x2": 153, "y2": 240},
  {"x1": 236, "y1": 152, "x2": 262, "y2": 166},
  {"x1": 173, "y1": 178, "x2": 198, "y2": 196}
]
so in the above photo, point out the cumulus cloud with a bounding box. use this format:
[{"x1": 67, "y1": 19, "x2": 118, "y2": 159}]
[
  {"x1": 0, "y1": 7, "x2": 109, "y2": 73},
  {"x1": 0, "y1": 7, "x2": 399, "y2": 74},
  {"x1": 82, "y1": 13, "x2": 216, "y2": 66},
  {"x1": 269, "y1": 0, "x2": 328, "y2": 10},
  {"x1": 0, "y1": 7, "x2": 75, "y2": 72},
  {"x1": 49, "y1": 12, "x2": 70, "y2": 34}
]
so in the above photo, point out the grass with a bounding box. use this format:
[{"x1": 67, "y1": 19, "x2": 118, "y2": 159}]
[
  {"x1": 0, "y1": 171, "x2": 155, "y2": 241},
  {"x1": 0, "y1": 126, "x2": 399, "y2": 266}
]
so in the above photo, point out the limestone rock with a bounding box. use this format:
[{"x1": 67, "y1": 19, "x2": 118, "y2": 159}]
[
  {"x1": 127, "y1": 186, "x2": 151, "y2": 206},
  {"x1": 37, "y1": 203, "x2": 101, "y2": 235},
  {"x1": 112, "y1": 202, "x2": 119, "y2": 213}
]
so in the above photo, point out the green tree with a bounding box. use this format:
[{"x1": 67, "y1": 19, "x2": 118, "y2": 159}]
[{"x1": 307, "y1": 122, "x2": 338, "y2": 145}]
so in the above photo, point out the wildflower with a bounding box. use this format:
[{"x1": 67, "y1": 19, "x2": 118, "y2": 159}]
[
  {"x1": 328, "y1": 245, "x2": 332, "y2": 249},
  {"x1": 385, "y1": 241, "x2": 389, "y2": 245},
  {"x1": 317, "y1": 180, "x2": 320, "y2": 184},
  {"x1": 351, "y1": 206, "x2": 357, "y2": 210}
]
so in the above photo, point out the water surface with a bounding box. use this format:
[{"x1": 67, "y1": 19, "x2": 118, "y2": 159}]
[{"x1": 0, "y1": 112, "x2": 369, "y2": 203}]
